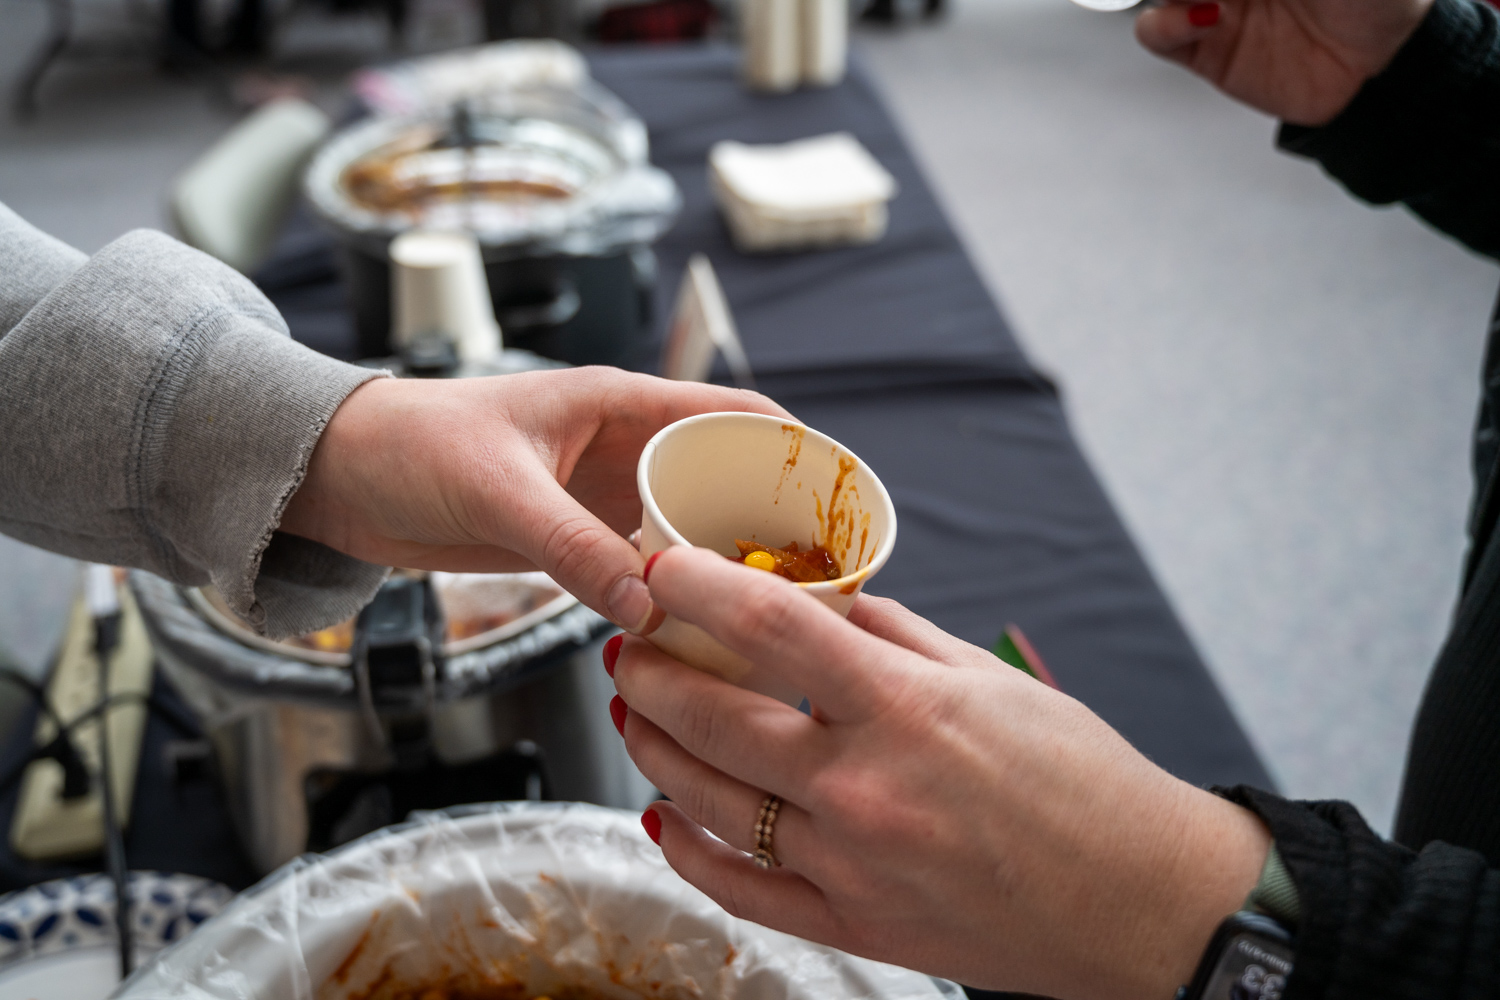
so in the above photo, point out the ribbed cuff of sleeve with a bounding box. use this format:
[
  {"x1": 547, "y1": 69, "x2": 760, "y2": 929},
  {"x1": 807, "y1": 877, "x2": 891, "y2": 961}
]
[
  {"x1": 1277, "y1": 0, "x2": 1500, "y2": 204},
  {"x1": 1216, "y1": 784, "x2": 1499, "y2": 1000},
  {"x1": 1217, "y1": 785, "x2": 1396, "y2": 1000},
  {"x1": 0, "y1": 229, "x2": 388, "y2": 639},
  {"x1": 1244, "y1": 843, "x2": 1302, "y2": 929}
]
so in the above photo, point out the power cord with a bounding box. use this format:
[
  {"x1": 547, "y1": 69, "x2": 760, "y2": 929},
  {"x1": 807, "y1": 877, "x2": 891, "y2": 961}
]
[
  {"x1": 85, "y1": 564, "x2": 133, "y2": 979},
  {"x1": 0, "y1": 684, "x2": 195, "y2": 799},
  {"x1": 0, "y1": 668, "x2": 90, "y2": 800},
  {"x1": 0, "y1": 567, "x2": 206, "y2": 982}
]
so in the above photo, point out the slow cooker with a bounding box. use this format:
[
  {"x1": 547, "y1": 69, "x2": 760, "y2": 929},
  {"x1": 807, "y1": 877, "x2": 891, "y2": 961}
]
[
  {"x1": 130, "y1": 570, "x2": 640, "y2": 874},
  {"x1": 303, "y1": 82, "x2": 680, "y2": 365}
]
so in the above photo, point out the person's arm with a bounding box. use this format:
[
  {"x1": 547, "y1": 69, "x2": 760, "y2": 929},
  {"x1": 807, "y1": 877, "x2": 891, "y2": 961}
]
[
  {"x1": 0, "y1": 212, "x2": 388, "y2": 638},
  {"x1": 1137, "y1": 0, "x2": 1500, "y2": 259},
  {"x1": 0, "y1": 203, "x2": 86, "y2": 333},
  {"x1": 607, "y1": 547, "x2": 1500, "y2": 1000},
  {"x1": 277, "y1": 368, "x2": 790, "y2": 635},
  {"x1": 1222, "y1": 786, "x2": 1500, "y2": 1000},
  {"x1": 0, "y1": 203, "x2": 791, "y2": 638},
  {"x1": 1274, "y1": 0, "x2": 1500, "y2": 261}
]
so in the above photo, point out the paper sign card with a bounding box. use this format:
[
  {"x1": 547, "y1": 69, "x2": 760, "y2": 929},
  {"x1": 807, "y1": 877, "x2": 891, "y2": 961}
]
[{"x1": 660, "y1": 254, "x2": 755, "y2": 389}]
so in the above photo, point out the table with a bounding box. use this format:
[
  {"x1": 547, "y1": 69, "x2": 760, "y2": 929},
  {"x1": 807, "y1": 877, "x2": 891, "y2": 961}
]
[{"x1": 0, "y1": 42, "x2": 1270, "y2": 898}]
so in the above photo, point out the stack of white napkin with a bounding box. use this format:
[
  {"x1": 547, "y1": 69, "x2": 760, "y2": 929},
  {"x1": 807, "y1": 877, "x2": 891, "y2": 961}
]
[{"x1": 708, "y1": 132, "x2": 899, "y2": 253}]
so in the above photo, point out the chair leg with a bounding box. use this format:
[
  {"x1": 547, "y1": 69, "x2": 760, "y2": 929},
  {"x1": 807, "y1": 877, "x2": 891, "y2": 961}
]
[
  {"x1": 224, "y1": 0, "x2": 270, "y2": 55},
  {"x1": 12, "y1": 0, "x2": 73, "y2": 121},
  {"x1": 386, "y1": 0, "x2": 408, "y2": 48}
]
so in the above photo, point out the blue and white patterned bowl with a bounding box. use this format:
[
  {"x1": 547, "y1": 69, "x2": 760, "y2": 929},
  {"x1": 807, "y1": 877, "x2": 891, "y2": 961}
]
[{"x1": 0, "y1": 872, "x2": 233, "y2": 999}]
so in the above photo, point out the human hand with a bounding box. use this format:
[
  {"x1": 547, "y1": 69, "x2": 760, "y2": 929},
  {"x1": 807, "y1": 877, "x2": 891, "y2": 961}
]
[
  {"x1": 1135, "y1": 0, "x2": 1432, "y2": 125},
  {"x1": 279, "y1": 368, "x2": 789, "y2": 633},
  {"x1": 609, "y1": 547, "x2": 1271, "y2": 1000}
]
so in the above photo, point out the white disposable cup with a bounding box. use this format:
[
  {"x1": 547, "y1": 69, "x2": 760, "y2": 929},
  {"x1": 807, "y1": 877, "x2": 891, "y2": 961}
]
[
  {"x1": 800, "y1": 0, "x2": 847, "y2": 86},
  {"x1": 636, "y1": 412, "x2": 897, "y2": 705},
  {"x1": 742, "y1": 0, "x2": 801, "y2": 92},
  {"x1": 390, "y1": 230, "x2": 502, "y2": 362}
]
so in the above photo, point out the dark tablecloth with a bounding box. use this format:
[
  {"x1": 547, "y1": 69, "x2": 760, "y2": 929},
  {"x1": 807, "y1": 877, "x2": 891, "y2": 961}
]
[
  {"x1": 594, "y1": 48, "x2": 1032, "y2": 381},
  {"x1": 0, "y1": 42, "x2": 1269, "y2": 897}
]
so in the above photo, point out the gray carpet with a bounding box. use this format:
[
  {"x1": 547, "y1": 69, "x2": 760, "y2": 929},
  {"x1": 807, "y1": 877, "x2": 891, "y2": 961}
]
[{"x1": 3, "y1": 0, "x2": 1496, "y2": 834}]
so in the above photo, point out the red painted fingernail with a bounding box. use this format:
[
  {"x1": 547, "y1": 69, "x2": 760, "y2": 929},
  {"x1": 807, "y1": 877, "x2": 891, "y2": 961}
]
[
  {"x1": 641, "y1": 807, "x2": 662, "y2": 844},
  {"x1": 643, "y1": 550, "x2": 665, "y2": 585},
  {"x1": 610, "y1": 695, "x2": 628, "y2": 735},
  {"x1": 603, "y1": 634, "x2": 624, "y2": 677},
  {"x1": 1188, "y1": 2, "x2": 1219, "y2": 26}
]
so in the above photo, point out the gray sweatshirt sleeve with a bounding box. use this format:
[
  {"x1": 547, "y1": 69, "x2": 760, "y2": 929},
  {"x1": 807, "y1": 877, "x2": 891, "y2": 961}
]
[
  {"x1": 0, "y1": 203, "x2": 86, "y2": 329},
  {"x1": 0, "y1": 204, "x2": 389, "y2": 638}
]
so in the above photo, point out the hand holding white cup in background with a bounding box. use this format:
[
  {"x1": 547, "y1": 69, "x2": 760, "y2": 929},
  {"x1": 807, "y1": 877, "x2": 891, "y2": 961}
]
[{"x1": 1133, "y1": 0, "x2": 1432, "y2": 126}]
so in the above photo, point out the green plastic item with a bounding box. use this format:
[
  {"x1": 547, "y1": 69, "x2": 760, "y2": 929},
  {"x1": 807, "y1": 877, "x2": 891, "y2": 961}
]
[
  {"x1": 991, "y1": 624, "x2": 1059, "y2": 689},
  {"x1": 993, "y1": 630, "x2": 1036, "y2": 678}
]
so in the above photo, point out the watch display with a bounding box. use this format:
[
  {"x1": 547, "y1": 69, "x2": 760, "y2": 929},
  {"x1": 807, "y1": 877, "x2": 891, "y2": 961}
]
[{"x1": 1178, "y1": 912, "x2": 1294, "y2": 1000}]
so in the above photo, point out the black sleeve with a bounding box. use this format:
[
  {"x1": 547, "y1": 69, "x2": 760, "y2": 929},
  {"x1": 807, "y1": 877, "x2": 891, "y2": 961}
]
[
  {"x1": 1220, "y1": 785, "x2": 1500, "y2": 1000},
  {"x1": 1277, "y1": 0, "x2": 1500, "y2": 260}
]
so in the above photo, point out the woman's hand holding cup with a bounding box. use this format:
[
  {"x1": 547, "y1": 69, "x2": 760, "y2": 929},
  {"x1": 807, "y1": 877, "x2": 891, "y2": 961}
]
[{"x1": 611, "y1": 546, "x2": 1272, "y2": 1000}]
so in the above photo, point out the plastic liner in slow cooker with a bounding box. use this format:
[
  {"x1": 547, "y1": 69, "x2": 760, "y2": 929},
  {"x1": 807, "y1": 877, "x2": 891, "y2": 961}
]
[
  {"x1": 352, "y1": 41, "x2": 592, "y2": 117},
  {"x1": 129, "y1": 572, "x2": 609, "y2": 705},
  {"x1": 111, "y1": 803, "x2": 964, "y2": 1000}
]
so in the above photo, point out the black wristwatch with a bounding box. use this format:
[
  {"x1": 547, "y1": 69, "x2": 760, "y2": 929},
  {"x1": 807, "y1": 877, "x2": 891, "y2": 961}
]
[
  {"x1": 1174, "y1": 911, "x2": 1293, "y2": 1000},
  {"x1": 1176, "y1": 845, "x2": 1298, "y2": 1000}
]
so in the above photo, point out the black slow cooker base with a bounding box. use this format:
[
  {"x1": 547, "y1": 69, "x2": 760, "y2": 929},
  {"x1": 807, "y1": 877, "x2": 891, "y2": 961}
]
[
  {"x1": 342, "y1": 246, "x2": 655, "y2": 368},
  {"x1": 304, "y1": 742, "x2": 551, "y2": 852}
]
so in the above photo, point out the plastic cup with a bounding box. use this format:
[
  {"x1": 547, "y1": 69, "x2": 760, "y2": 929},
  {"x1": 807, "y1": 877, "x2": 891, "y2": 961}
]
[{"x1": 636, "y1": 412, "x2": 897, "y2": 705}]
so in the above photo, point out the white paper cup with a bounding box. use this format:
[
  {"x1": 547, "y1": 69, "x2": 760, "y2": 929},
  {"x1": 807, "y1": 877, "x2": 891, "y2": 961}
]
[
  {"x1": 741, "y1": 0, "x2": 801, "y2": 92},
  {"x1": 637, "y1": 412, "x2": 897, "y2": 705},
  {"x1": 390, "y1": 230, "x2": 502, "y2": 362},
  {"x1": 800, "y1": 0, "x2": 848, "y2": 86}
]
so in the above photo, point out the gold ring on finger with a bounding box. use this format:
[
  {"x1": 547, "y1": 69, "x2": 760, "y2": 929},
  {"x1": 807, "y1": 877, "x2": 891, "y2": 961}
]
[{"x1": 752, "y1": 794, "x2": 782, "y2": 869}]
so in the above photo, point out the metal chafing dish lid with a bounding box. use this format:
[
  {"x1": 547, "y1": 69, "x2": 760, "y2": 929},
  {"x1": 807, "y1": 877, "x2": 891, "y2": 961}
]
[{"x1": 303, "y1": 85, "x2": 680, "y2": 257}]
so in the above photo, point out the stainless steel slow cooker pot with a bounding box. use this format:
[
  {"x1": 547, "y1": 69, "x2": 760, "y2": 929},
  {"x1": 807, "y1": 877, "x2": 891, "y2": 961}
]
[{"x1": 130, "y1": 570, "x2": 642, "y2": 874}]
